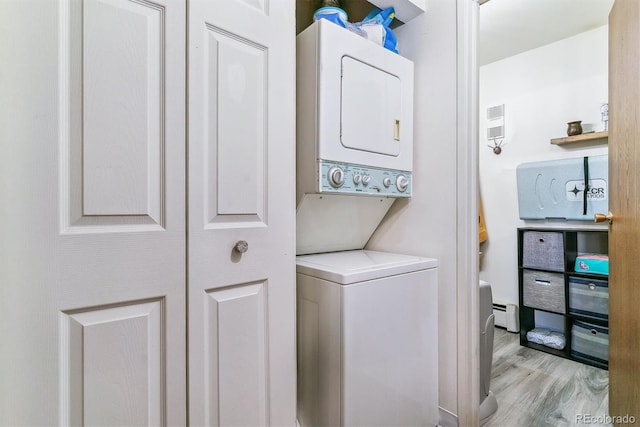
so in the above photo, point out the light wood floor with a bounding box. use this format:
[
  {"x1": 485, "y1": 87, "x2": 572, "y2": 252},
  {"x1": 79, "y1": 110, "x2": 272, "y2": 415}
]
[{"x1": 484, "y1": 327, "x2": 610, "y2": 427}]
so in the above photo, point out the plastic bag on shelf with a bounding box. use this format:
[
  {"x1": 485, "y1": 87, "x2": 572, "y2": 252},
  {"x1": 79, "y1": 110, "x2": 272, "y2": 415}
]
[
  {"x1": 313, "y1": 7, "x2": 367, "y2": 39},
  {"x1": 360, "y1": 7, "x2": 399, "y2": 54},
  {"x1": 313, "y1": 6, "x2": 399, "y2": 54}
]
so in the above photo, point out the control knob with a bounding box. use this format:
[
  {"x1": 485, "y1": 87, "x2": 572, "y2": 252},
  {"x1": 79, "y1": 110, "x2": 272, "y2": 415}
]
[
  {"x1": 362, "y1": 175, "x2": 371, "y2": 186},
  {"x1": 396, "y1": 175, "x2": 409, "y2": 192},
  {"x1": 353, "y1": 174, "x2": 362, "y2": 185},
  {"x1": 328, "y1": 167, "x2": 345, "y2": 188},
  {"x1": 383, "y1": 177, "x2": 392, "y2": 188}
]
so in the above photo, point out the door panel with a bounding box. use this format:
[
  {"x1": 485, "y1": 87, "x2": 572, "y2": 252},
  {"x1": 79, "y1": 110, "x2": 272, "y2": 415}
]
[
  {"x1": 204, "y1": 27, "x2": 266, "y2": 223},
  {"x1": 63, "y1": 0, "x2": 168, "y2": 230},
  {"x1": 0, "y1": 0, "x2": 186, "y2": 424},
  {"x1": 61, "y1": 300, "x2": 164, "y2": 426},
  {"x1": 188, "y1": 0, "x2": 296, "y2": 424},
  {"x1": 81, "y1": 0, "x2": 163, "y2": 218},
  {"x1": 609, "y1": 0, "x2": 640, "y2": 420},
  {"x1": 205, "y1": 283, "x2": 268, "y2": 426}
]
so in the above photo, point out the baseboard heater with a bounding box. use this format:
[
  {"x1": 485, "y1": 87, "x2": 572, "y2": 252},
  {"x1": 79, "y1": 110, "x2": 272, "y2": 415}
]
[{"x1": 493, "y1": 302, "x2": 519, "y2": 332}]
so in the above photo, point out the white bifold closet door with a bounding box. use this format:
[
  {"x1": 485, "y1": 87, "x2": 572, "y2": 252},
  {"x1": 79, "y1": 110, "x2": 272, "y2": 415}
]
[
  {"x1": 187, "y1": 0, "x2": 297, "y2": 425},
  {"x1": 1, "y1": 0, "x2": 296, "y2": 424},
  {"x1": 0, "y1": 0, "x2": 186, "y2": 425}
]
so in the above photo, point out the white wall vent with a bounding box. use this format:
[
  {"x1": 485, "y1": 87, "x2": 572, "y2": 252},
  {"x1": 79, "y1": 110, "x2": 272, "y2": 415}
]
[
  {"x1": 486, "y1": 104, "x2": 505, "y2": 140},
  {"x1": 492, "y1": 302, "x2": 519, "y2": 332},
  {"x1": 486, "y1": 104, "x2": 504, "y2": 120},
  {"x1": 487, "y1": 125, "x2": 504, "y2": 139}
]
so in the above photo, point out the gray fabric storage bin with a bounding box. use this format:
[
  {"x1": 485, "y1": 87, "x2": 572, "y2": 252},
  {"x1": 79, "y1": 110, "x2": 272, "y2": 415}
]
[
  {"x1": 522, "y1": 270, "x2": 566, "y2": 314},
  {"x1": 569, "y1": 276, "x2": 609, "y2": 319},
  {"x1": 522, "y1": 231, "x2": 565, "y2": 271},
  {"x1": 571, "y1": 320, "x2": 609, "y2": 362}
]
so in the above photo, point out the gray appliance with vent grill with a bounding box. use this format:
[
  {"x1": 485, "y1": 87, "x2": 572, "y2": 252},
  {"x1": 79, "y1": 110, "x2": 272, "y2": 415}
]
[
  {"x1": 516, "y1": 155, "x2": 608, "y2": 221},
  {"x1": 479, "y1": 280, "x2": 498, "y2": 424}
]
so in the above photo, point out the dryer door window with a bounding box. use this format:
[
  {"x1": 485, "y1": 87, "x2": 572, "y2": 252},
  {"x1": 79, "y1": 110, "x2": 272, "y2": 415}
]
[{"x1": 340, "y1": 56, "x2": 401, "y2": 157}]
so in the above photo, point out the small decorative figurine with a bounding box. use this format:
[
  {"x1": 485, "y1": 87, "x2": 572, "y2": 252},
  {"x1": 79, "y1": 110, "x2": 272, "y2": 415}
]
[{"x1": 600, "y1": 103, "x2": 608, "y2": 131}]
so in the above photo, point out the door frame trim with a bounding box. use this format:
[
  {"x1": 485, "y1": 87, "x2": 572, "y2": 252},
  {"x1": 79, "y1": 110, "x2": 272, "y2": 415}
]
[{"x1": 456, "y1": 0, "x2": 480, "y2": 425}]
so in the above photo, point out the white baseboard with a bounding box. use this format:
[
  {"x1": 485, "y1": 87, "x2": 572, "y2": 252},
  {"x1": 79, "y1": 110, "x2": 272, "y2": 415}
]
[{"x1": 438, "y1": 407, "x2": 458, "y2": 427}]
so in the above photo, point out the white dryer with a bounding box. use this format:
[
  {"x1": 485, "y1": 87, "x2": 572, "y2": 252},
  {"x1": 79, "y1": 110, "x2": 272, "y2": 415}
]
[
  {"x1": 296, "y1": 19, "x2": 415, "y2": 200},
  {"x1": 296, "y1": 19, "x2": 415, "y2": 255},
  {"x1": 296, "y1": 250, "x2": 439, "y2": 426}
]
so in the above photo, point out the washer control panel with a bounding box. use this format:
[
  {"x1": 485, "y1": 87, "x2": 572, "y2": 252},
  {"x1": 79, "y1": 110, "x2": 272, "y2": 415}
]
[{"x1": 320, "y1": 161, "x2": 412, "y2": 197}]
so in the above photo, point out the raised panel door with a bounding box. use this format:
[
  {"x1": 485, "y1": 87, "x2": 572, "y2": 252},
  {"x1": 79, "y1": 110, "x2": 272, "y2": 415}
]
[
  {"x1": 188, "y1": 0, "x2": 297, "y2": 425},
  {"x1": 0, "y1": 0, "x2": 186, "y2": 424}
]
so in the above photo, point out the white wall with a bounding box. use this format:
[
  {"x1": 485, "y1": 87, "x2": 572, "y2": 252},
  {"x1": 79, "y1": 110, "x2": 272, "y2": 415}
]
[
  {"x1": 366, "y1": 0, "x2": 460, "y2": 416},
  {"x1": 479, "y1": 26, "x2": 609, "y2": 306}
]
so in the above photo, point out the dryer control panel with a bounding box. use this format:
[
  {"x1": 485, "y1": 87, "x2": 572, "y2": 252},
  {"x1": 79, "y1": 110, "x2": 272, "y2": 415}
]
[{"x1": 319, "y1": 161, "x2": 411, "y2": 197}]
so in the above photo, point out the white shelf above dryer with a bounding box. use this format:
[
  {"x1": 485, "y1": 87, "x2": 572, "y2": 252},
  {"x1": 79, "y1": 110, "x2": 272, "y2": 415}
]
[{"x1": 368, "y1": 0, "x2": 426, "y2": 23}]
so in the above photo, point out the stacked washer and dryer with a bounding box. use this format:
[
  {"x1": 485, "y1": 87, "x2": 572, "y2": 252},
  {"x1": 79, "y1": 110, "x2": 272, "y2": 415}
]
[{"x1": 295, "y1": 19, "x2": 439, "y2": 426}]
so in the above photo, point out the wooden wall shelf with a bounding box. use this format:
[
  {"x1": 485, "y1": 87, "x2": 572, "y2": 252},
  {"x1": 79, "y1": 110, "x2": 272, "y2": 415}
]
[{"x1": 551, "y1": 131, "x2": 608, "y2": 146}]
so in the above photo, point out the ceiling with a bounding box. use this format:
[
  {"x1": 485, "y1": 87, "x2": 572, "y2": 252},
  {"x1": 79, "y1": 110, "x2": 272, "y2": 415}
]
[{"x1": 479, "y1": 0, "x2": 614, "y2": 66}]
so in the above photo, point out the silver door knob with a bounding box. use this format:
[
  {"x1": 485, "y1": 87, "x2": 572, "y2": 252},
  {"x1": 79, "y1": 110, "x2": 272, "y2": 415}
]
[{"x1": 234, "y1": 240, "x2": 249, "y2": 253}]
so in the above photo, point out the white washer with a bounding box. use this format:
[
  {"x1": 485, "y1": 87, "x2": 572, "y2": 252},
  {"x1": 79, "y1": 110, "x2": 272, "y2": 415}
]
[{"x1": 296, "y1": 250, "x2": 439, "y2": 426}]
